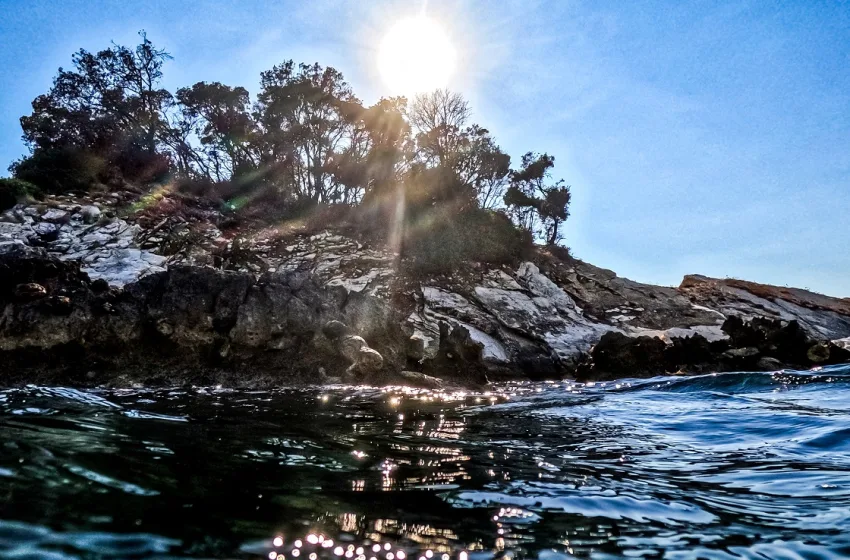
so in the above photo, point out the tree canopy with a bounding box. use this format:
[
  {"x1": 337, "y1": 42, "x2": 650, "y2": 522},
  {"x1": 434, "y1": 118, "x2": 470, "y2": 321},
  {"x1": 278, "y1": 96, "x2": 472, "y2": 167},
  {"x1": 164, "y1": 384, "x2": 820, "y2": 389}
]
[{"x1": 10, "y1": 32, "x2": 573, "y2": 249}]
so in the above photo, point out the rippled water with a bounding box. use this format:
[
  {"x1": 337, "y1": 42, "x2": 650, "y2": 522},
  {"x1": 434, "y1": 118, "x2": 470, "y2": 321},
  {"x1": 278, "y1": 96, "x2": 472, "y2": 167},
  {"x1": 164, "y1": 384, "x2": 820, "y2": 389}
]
[{"x1": 2, "y1": 366, "x2": 850, "y2": 559}]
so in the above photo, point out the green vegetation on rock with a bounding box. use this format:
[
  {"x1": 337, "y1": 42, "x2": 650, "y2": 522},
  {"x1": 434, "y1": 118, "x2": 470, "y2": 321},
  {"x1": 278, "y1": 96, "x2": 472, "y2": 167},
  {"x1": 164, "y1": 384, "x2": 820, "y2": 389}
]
[{"x1": 0, "y1": 178, "x2": 41, "y2": 211}]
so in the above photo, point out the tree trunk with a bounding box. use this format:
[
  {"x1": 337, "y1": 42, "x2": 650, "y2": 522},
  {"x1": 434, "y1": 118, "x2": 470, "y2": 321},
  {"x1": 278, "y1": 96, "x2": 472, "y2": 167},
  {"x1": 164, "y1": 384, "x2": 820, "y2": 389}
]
[{"x1": 547, "y1": 220, "x2": 559, "y2": 245}]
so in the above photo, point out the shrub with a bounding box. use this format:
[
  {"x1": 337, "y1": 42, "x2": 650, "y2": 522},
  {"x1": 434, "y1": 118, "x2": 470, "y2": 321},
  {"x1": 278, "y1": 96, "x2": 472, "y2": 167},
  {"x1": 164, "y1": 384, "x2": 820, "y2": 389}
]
[
  {"x1": 174, "y1": 176, "x2": 220, "y2": 198},
  {"x1": 0, "y1": 178, "x2": 41, "y2": 211},
  {"x1": 404, "y1": 207, "x2": 533, "y2": 274},
  {"x1": 111, "y1": 144, "x2": 171, "y2": 185},
  {"x1": 10, "y1": 147, "x2": 105, "y2": 194},
  {"x1": 546, "y1": 243, "x2": 572, "y2": 261}
]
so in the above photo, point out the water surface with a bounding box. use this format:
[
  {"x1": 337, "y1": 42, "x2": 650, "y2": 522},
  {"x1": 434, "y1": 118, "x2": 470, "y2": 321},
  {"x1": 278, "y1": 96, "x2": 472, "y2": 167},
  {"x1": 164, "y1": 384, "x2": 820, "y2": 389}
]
[{"x1": 2, "y1": 366, "x2": 850, "y2": 559}]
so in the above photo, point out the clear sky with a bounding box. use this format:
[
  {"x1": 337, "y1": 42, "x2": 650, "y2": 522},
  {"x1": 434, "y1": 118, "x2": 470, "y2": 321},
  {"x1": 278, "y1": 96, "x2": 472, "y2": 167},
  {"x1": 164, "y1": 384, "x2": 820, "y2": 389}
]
[{"x1": 1, "y1": 0, "x2": 848, "y2": 295}]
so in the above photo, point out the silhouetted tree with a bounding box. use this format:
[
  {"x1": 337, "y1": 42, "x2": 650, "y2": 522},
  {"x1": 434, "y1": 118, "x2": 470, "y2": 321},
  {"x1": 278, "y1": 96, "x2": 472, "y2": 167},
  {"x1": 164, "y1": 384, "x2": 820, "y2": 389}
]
[
  {"x1": 254, "y1": 61, "x2": 367, "y2": 203},
  {"x1": 176, "y1": 82, "x2": 255, "y2": 180},
  {"x1": 408, "y1": 90, "x2": 510, "y2": 209},
  {"x1": 24, "y1": 31, "x2": 172, "y2": 152},
  {"x1": 10, "y1": 34, "x2": 576, "y2": 253},
  {"x1": 456, "y1": 125, "x2": 511, "y2": 209},
  {"x1": 16, "y1": 31, "x2": 173, "y2": 188},
  {"x1": 504, "y1": 152, "x2": 571, "y2": 244},
  {"x1": 409, "y1": 89, "x2": 470, "y2": 169}
]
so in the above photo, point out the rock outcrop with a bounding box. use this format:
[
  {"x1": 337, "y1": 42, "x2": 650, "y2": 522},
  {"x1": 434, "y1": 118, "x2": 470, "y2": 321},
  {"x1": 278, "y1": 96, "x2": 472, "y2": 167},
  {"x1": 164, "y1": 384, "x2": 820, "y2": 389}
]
[
  {"x1": 0, "y1": 243, "x2": 406, "y2": 387},
  {"x1": 2, "y1": 194, "x2": 849, "y2": 387},
  {"x1": 0, "y1": 196, "x2": 166, "y2": 286},
  {"x1": 680, "y1": 274, "x2": 850, "y2": 340}
]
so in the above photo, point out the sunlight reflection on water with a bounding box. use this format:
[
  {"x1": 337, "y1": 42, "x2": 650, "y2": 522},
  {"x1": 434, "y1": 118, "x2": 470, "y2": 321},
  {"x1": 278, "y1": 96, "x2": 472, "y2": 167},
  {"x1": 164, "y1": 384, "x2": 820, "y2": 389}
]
[{"x1": 1, "y1": 367, "x2": 850, "y2": 558}]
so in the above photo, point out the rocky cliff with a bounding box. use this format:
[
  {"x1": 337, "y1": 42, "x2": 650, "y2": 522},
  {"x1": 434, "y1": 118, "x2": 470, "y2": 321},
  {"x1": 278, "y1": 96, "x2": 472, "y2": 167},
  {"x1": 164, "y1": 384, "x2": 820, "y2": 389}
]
[{"x1": 2, "y1": 191, "x2": 849, "y2": 388}]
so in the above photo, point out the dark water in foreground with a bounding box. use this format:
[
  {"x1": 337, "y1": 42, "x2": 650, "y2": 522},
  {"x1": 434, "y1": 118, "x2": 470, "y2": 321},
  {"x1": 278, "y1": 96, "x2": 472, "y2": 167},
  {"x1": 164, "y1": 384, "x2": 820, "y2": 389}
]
[{"x1": 2, "y1": 367, "x2": 850, "y2": 559}]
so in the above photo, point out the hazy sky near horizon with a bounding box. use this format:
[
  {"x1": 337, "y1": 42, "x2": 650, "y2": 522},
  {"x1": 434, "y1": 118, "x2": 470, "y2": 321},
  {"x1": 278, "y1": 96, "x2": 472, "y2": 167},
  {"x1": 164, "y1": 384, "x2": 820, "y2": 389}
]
[{"x1": 1, "y1": 0, "x2": 848, "y2": 295}]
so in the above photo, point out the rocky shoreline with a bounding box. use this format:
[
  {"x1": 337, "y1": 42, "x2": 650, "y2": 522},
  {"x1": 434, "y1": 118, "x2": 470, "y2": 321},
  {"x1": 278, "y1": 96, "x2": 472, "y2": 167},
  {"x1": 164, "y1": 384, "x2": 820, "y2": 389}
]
[{"x1": 2, "y1": 191, "x2": 850, "y2": 388}]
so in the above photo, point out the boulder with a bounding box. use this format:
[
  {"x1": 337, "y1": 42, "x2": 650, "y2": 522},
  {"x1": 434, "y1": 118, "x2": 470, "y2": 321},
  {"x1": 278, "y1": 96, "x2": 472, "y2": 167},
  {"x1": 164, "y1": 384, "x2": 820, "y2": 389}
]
[
  {"x1": 356, "y1": 347, "x2": 384, "y2": 373},
  {"x1": 41, "y1": 209, "x2": 69, "y2": 223},
  {"x1": 323, "y1": 320, "x2": 351, "y2": 340},
  {"x1": 32, "y1": 222, "x2": 60, "y2": 243},
  {"x1": 438, "y1": 322, "x2": 484, "y2": 363},
  {"x1": 663, "y1": 333, "x2": 724, "y2": 373},
  {"x1": 580, "y1": 331, "x2": 667, "y2": 380},
  {"x1": 828, "y1": 343, "x2": 850, "y2": 364},
  {"x1": 808, "y1": 342, "x2": 830, "y2": 363},
  {"x1": 0, "y1": 210, "x2": 22, "y2": 223},
  {"x1": 80, "y1": 205, "x2": 101, "y2": 224},
  {"x1": 14, "y1": 283, "x2": 47, "y2": 301},
  {"x1": 722, "y1": 316, "x2": 812, "y2": 365},
  {"x1": 339, "y1": 335, "x2": 367, "y2": 363},
  {"x1": 757, "y1": 356, "x2": 785, "y2": 371},
  {"x1": 406, "y1": 333, "x2": 428, "y2": 362}
]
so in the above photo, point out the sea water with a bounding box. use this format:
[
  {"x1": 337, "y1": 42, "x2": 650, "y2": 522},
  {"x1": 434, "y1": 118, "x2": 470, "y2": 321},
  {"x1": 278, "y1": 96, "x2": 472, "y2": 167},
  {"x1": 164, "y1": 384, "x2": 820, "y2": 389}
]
[{"x1": 2, "y1": 366, "x2": 850, "y2": 559}]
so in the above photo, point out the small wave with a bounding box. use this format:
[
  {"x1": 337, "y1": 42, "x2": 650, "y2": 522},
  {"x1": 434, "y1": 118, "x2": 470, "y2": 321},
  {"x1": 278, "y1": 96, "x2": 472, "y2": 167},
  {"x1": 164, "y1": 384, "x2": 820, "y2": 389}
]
[
  {"x1": 64, "y1": 464, "x2": 159, "y2": 496},
  {"x1": 122, "y1": 409, "x2": 189, "y2": 422},
  {"x1": 643, "y1": 365, "x2": 850, "y2": 394},
  {"x1": 0, "y1": 520, "x2": 179, "y2": 559},
  {"x1": 2, "y1": 375, "x2": 850, "y2": 558},
  {"x1": 0, "y1": 386, "x2": 122, "y2": 416},
  {"x1": 451, "y1": 489, "x2": 717, "y2": 524}
]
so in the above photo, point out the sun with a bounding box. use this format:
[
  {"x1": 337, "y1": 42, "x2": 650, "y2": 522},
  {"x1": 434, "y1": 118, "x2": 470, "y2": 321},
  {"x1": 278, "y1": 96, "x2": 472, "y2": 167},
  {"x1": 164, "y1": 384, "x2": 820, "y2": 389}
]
[{"x1": 378, "y1": 16, "x2": 457, "y2": 95}]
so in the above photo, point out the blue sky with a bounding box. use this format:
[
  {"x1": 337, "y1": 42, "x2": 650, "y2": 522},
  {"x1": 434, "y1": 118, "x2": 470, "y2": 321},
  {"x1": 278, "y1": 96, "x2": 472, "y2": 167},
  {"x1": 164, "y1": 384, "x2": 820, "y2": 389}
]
[{"x1": 2, "y1": 0, "x2": 849, "y2": 295}]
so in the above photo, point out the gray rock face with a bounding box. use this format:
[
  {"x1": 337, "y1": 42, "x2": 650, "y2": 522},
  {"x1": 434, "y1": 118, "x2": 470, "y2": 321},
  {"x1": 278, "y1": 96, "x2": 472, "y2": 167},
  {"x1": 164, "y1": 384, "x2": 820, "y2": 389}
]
[
  {"x1": 1, "y1": 202, "x2": 166, "y2": 287},
  {"x1": 1, "y1": 196, "x2": 849, "y2": 387},
  {"x1": 407, "y1": 264, "x2": 615, "y2": 375},
  {"x1": 0, "y1": 252, "x2": 404, "y2": 386},
  {"x1": 680, "y1": 275, "x2": 850, "y2": 341}
]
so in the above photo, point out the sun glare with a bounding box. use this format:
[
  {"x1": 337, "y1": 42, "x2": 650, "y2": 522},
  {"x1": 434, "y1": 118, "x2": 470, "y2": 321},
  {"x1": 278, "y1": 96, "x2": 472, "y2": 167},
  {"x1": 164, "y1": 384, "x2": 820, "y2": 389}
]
[{"x1": 378, "y1": 16, "x2": 456, "y2": 95}]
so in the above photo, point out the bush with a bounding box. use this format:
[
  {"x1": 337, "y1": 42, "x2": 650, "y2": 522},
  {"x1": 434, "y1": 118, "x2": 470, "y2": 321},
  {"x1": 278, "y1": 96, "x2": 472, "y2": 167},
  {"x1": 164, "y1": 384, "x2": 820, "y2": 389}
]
[
  {"x1": 10, "y1": 147, "x2": 105, "y2": 194},
  {"x1": 111, "y1": 144, "x2": 171, "y2": 185},
  {"x1": 174, "y1": 176, "x2": 219, "y2": 198},
  {"x1": 0, "y1": 178, "x2": 41, "y2": 211},
  {"x1": 404, "y1": 207, "x2": 533, "y2": 274}
]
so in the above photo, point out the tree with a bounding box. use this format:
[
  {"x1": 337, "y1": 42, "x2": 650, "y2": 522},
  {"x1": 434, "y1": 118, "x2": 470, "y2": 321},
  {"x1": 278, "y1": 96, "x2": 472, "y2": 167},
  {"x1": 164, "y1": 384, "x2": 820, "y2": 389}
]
[
  {"x1": 22, "y1": 31, "x2": 172, "y2": 153},
  {"x1": 344, "y1": 96, "x2": 411, "y2": 202},
  {"x1": 504, "y1": 152, "x2": 571, "y2": 244},
  {"x1": 407, "y1": 91, "x2": 511, "y2": 209},
  {"x1": 17, "y1": 31, "x2": 173, "y2": 187},
  {"x1": 456, "y1": 125, "x2": 511, "y2": 209},
  {"x1": 408, "y1": 89, "x2": 470, "y2": 169},
  {"x1": 253, "y1": 61, "x2": 368, "y2": 203},
  {"x1": 9, "y1": 35, "x2": 578, "y2": 255},
  {"x1": 176, "y1": 82, "x2": 255, "y2": 181}
]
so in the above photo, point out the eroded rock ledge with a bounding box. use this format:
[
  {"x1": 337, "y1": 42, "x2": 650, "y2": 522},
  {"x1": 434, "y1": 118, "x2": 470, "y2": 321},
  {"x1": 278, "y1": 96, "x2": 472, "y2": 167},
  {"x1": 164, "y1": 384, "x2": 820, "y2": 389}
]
[{"x1": 2, "y1": 196, "x2": 849, "y2": 388}]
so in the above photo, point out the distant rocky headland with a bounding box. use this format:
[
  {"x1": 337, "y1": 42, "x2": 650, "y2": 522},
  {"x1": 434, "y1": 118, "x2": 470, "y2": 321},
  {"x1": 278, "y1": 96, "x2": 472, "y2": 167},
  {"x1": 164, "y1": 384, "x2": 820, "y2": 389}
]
[{"x1": 3, "y1": 187, "x2": 849, "y2": 389}]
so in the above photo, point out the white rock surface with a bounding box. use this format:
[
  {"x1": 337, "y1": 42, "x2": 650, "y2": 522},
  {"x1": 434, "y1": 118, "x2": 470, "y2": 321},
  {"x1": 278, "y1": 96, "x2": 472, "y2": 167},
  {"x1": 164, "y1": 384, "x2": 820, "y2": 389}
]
[
  {"x1": 629, "y1": 325, "x2": 728, "y2": 343},
  {"x1": 833, "y1": 337, "x2": 850, "y2": 350},
  {"x1": 405, "y1": 264, "x2": 617, "y2": 366},
  {"x1": 686, "y1": 283, "x2": 850, "y2": 340},
  {"x1": 0, "y1": 204, "x2": 166, "y2": 286},
  {"x1": 268, "y1": 231, "x2": 396, "y2": 298}
]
